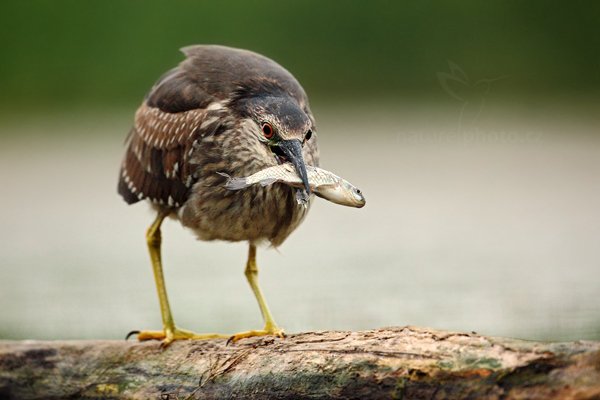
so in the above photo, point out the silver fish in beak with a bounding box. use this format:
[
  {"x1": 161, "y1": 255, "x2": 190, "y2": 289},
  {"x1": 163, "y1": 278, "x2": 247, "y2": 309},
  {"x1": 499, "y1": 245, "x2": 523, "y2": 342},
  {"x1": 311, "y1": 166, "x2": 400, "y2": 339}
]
[{"x1": 219, "y1": 163, "x2": 366, "y2": 208}]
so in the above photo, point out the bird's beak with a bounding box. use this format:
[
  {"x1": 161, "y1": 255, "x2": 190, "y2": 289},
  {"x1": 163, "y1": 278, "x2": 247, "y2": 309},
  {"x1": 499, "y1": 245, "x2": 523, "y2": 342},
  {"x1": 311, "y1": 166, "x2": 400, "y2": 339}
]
[{"x1": 279, "y1": 139, "x2": 311, "y2": 195}]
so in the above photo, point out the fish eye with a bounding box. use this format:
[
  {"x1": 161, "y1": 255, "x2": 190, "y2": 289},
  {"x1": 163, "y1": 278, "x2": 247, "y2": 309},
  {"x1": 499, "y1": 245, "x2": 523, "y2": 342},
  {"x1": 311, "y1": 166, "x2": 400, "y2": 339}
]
[{"x1": 262, "y1": 122, "x2": 274, "y2": 139}]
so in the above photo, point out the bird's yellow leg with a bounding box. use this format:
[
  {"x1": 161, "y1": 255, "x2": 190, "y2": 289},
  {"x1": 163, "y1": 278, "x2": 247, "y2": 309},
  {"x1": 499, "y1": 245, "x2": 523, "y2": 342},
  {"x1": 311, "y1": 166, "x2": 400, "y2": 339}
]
[
  {"x1": 229, "y1": 244, "x2": 285, "y2": 343},
  {"x1": 133, "y1": 211, "x2": 228, "y2": 346}
]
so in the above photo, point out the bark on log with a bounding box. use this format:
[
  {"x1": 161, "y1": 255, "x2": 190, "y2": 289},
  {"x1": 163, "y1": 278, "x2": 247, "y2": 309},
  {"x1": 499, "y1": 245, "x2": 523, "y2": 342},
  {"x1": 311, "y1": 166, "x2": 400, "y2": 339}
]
[{"x1": 1, "y1": 326, "x2": 599, "y2": 400}]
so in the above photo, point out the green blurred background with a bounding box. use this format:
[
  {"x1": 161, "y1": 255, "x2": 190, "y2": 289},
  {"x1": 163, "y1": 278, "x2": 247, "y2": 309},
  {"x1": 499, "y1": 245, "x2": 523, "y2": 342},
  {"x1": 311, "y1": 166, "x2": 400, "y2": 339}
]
[
  {"x1": 1, "y1": 2, "x2": 599, "y2": 341},
  {"x1": 1, "y1": 1, "x2": 599, "y2": 110}
]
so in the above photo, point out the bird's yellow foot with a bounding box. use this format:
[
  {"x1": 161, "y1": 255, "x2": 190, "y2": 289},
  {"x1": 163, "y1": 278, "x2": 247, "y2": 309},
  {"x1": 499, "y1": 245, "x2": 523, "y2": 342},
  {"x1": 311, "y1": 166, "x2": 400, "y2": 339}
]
[
  {"x1": 227, "y1": 325, "x2": 286, "y2": 344},
  {"x1": 128, "y1": 327, "x2": 228, "y2": 347}
]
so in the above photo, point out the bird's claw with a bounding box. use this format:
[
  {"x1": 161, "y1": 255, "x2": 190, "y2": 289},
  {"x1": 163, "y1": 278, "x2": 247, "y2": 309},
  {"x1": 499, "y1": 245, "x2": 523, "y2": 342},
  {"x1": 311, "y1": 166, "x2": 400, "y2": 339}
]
[
  {"x1": 227, "y1": 326, "x2": 286, "y2": 345},
  {"x1": 126, "y1": 327, "x2": 228, "y2": 347},
  {"x1": 125, "y1": 330, "x2": 141, "y2": 340}
]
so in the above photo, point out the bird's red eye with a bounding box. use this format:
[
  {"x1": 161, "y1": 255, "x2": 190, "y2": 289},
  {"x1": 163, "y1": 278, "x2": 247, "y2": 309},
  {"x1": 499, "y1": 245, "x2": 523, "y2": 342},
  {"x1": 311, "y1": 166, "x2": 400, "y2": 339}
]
[{"x1": 262, "y1": 123, "x2": 274, "y2": 139}]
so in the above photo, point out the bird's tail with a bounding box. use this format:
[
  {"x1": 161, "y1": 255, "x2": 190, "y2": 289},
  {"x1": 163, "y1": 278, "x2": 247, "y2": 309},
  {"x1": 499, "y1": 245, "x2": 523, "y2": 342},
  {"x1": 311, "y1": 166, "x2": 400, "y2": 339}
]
[{"x1": 216, "y1": 172, "x2": 249, "y2": 191}]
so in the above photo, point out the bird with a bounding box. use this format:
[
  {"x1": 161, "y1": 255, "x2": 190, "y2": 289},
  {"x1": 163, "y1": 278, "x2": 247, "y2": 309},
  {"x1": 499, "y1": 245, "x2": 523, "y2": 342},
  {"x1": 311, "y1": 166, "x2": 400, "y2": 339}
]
[{"x1": 118, "y1": 45, "x2": 319, "y2": 346}]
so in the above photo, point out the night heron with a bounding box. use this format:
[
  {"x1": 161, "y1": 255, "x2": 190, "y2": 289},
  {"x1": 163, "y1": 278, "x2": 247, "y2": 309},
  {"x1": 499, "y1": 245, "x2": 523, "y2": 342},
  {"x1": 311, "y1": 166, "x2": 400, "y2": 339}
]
[{"x1": 118, "y1": 45, "x2": 319, "y2": 345}]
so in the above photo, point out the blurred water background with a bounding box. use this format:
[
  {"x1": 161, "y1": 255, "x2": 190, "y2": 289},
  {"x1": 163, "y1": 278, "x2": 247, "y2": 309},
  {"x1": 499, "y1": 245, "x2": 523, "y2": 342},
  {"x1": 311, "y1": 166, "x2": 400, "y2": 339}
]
[{"x1": 1, "y1": 2, "x2": 599, "y2": 341}]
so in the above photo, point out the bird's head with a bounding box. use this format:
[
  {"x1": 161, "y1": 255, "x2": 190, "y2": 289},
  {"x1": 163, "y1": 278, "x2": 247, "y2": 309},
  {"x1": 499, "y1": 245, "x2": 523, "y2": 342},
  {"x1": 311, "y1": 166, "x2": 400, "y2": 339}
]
[{"x1": 234, "y1": 88, "x2": 314, "y2": 195}]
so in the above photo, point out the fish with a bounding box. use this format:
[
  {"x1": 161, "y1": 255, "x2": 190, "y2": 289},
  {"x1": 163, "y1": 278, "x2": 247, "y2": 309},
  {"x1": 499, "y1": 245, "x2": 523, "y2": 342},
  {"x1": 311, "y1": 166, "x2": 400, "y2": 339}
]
[{"x1": 218, "y1": 163, "x2": 365, "y2": 208}]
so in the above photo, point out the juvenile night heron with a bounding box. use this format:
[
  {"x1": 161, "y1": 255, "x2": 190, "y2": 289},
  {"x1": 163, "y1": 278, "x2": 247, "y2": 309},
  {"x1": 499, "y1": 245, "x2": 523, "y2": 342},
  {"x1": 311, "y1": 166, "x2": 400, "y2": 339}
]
[{"x1": 118, "y1": 45, "x2": 319, "y2": 345}]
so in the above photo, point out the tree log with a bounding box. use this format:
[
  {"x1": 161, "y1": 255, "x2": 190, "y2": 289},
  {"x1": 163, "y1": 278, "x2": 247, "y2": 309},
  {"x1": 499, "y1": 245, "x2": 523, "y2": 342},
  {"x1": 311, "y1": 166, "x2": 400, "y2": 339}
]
[{"x1": 1, "y1": 326, "x2": 599, "y2": 399}]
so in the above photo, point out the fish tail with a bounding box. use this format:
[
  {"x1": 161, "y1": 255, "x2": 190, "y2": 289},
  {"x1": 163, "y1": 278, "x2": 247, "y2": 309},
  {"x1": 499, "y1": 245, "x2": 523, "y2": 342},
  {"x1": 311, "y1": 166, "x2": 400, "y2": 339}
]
[
  {"x1": 217, "y1": 171, "x2": 249, "y2": 191},
  {"x1": 225, "y1": 177, "x2": 250, "y2": 190}
]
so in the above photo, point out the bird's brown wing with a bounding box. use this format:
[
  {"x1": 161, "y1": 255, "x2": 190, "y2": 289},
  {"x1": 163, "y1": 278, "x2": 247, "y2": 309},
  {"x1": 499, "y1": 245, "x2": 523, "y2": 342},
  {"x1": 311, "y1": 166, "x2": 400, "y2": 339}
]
[{"x1": 118, "y1": 101, "x2": 226, "y2": 207}]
